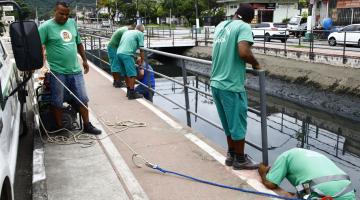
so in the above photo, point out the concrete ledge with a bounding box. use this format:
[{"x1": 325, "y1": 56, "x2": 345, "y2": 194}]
[{"x1": 252, "y1": 46, "x2": 360, "y2": 69}]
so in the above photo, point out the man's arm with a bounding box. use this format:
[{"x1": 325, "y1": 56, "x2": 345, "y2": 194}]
[
  {"x1": 139, "y1": 49, "x2": 144, "y2": 65},
  {"x1": 42, "y1": 45, "x2": 46, "y2": 65},
  {"x1": 258, "y1": 163, "x2": 278, "y2": 190},
  {"x1": 238, "y1": 41, "x2": 260, "y2": 70},
  {"x1": 77, "y1": 43, "x2": 89, "y2": 74}
]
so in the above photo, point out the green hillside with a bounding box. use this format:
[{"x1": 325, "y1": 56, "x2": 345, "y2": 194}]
[{"x1": 24, "y1": 0, "x2": 95, "y2": 19}]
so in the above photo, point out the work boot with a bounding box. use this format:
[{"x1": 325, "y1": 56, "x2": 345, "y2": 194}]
[
  {"x1": 225, "y1": 150, "x2": 235, "y2": 166},
  {"x1": 83, "y1": 122, "x2": 102, "y2": 135},
  {"x1": 113, "y1": 80, "x2": 125, "y2": 88},
  {"x1": 233, "y1": 154, "x2": 259, "y2": 170},
  {"x1": 128, "y1": 90, "x2": 143, "y2": 100}
]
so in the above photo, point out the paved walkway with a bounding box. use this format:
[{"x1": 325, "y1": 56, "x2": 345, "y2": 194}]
[{"x1": 36, "y1": 61, "x2": 289, "y2": 200}]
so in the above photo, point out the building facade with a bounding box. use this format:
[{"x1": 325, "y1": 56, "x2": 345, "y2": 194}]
[
  {"x1": 330, "y1": 0, "x2": 360, "y2": 25},
  {"x1": 217, "y1": 0, "x2": 300, "y2": 23}
]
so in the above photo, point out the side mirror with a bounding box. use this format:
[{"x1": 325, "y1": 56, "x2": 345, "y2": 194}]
[{"x1": 9, "y1": 21, "x2": 43, "y2": 71}]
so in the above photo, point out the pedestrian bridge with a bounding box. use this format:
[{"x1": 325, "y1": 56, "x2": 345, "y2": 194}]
[{"x1": 79, "y1": 26, "x2": 197, "y2": 48}]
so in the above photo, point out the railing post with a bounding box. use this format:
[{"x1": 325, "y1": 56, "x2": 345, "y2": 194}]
[
  {"x1": 144, "y1": 51, "x2": 153, "y2": 101},
  {"x1": 84, "y1": 37, "x2": 87, "y2": 52},
  {"x1": 343, "y1": 31, "x2": 347, "y2": 64},
  {"x1": 195, "y1": 75, "x2": 199, "y2": 121},
  {"x1": 98, "y1": 37, "x2": 102, "y2": 68},
  {"x1": 90, "y1": 36, "x2": 94, "y2": 52},
  {"x1": 191, "y1": 26, "x2": 194, "y2": 39},
  {"x1": 172, "y1": 29, "x2": 175, "y2": 46},
  {"x1": 195, "y1": 25, "x2": 198, "y2": 46},
  {"x1": 263, "y1": 29, "x2": 266, "y2": 54},
  {"x1": 181, "y1": 59, "x2": 191, "y2": 127},
  {"x1": 284, "y1": 30, "x2": 287, "y2": 57},
  {"x1": 336, "y1": 128, "x2": 342, "y2": 157},
  {"x1": 258, "y1": 70, "x2": 268, "y2": 165},
  {"x1": 309, "y1": 29, "x2": 314, "y2": 61}
]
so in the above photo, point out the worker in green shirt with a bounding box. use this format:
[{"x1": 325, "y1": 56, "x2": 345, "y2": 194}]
[
  {"x1": 117, "y1": 24, "x2": 145, "y2": 100},
  {"x1": 211, "y1": 4, "x2": 260, "y2": 170},
  {"x1": 38, "y1": 1, "x2": 101, "y2": 135},
  {"x1": 107, "y1": 25, "x2": 135, "y2": 87},
  {"x1": 258, "y1": 148, "x2": 356, "y2": 199}
]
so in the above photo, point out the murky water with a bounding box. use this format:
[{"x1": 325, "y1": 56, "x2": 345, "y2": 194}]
[{"x1": 152, "y1": 77, "x2": 360, "y2": 195}]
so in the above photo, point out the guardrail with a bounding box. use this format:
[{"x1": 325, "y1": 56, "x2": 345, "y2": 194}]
[{"x1": 80, "y1": 32, "x2": 270, "y2": 165}]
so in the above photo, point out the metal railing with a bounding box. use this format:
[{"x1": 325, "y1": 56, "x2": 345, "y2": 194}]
[
  {"x1": 80, "y1": 32, "x2": 269, "y2": 165},
  {"x1": 198, "y1": 28, "x2": 360, "y2": 64}
]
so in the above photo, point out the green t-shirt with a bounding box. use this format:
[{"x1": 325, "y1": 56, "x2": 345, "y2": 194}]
[
  {"x1": 108, "y1": 26, "x2": 128, "y2": 49},
  {"x1": 39, "y1": 18, "x2": 82, "y2": 74},
  {"x1": 266, "y1": 148, "x2": 355, "y2": 200},
  {"x1": 117, "y1": 30, "x2": 144, "y2": 56},
  {"x1": 210, "y1": 20, "x2": 253, "y2": 92}
]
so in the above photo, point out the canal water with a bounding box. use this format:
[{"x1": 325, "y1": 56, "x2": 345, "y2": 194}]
[{"x1": 150, "y1": 60, "x2": 360, "y2": 196}]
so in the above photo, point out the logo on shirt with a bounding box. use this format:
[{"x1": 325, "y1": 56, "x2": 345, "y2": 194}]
[{"x1": 60, "y1": 30, "x2": 72, "y2": 42}]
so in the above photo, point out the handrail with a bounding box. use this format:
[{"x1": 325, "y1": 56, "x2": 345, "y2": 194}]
[{"x1": 80, "y1": 32, "x2": 269, "y2": 165}]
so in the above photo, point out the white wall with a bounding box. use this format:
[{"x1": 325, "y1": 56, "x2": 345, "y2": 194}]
[
  {"x1": 225, "y1": 2, "x2": 238, "y2": 16},
  {"x1": 273, "y1": 3, "x2": 299, "y2": 23},
  {"x1": 319, "y1": 1, "x2": 329, "y2": 23}
]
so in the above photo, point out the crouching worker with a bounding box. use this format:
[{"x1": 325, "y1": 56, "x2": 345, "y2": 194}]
[
  {"x1": 39, "y1": 1, "x2": 101, "y2": 135},
  {"x1": 135, "y1": 57, "x2": 155, "y2": 102},
  {"x1": 116, "y1": 24, "x2": 145, "y2": 100},
  {"x1": 258, "y1": 148, "x2": 356, "y2": 200},
  {"x1": 107, "y1": 25, "x2": 134, "y2": 87}
]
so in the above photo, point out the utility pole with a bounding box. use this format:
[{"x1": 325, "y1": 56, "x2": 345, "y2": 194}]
[
  {"x1": 136, "y1": 0, "x2": 141, "y2": 25},
  {"x1": 195, "y1": 0, "x2": 199, "y2": 29},
  {"x1": 169, "y1": 0, "x2": 172, "y2": 27}
]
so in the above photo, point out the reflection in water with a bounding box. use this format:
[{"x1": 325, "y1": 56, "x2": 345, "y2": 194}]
[{"x1": 152, "y1": 77, "x2": 360, "y2": 196}]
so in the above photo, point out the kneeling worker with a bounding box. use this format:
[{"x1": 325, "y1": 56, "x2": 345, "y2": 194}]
[
  {"x1": 258, "y1": 148, "x2": 356, "y2": 200},
  {"x1": 135, "y1": 57, "x2": 155, "y2": 102}
]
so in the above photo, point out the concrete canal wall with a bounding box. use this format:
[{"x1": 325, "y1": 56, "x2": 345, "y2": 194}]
[{"x1": 183, "y1": 46, "x2": 360, "y2": 97}]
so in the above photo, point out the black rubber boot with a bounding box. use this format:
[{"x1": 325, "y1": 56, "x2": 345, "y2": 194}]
[
  {"x1": 83, "y1": 122, "x2": 102, "y2": 135},
  {"x1": 128, "y1": 90, "x2": 143, "y2": 100},
  {"x1": 225, "y1": 150, "x2": 235, "y2": 166},
  {"x1": 232, "y1": 154, "x2": 259, "y2": 170}
]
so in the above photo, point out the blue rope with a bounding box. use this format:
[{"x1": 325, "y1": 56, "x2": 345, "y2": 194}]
[{"x1": 153, "y1": 165, "x2": 303, "y2": 200}]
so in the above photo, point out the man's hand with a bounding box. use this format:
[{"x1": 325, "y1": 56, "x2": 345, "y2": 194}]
[
  {"x1": 252, "y1": 63, "x2": 261, "y2": 70},
  {"x1": 258, "y1": 163, "x2": 278, "y2": 190},
  {"x1": 83, "y1": 61, "x2": 89, "y2": 74}
]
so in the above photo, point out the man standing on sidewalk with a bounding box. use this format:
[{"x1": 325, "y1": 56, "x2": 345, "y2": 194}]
[
  {"x1": 107, "y1": 25, "x2": 135, "y2": 87},
  {"x1": 211, "y1": 4, "x2": 260, "y2": 169},
  {"x1": 39, "y1": 1, "x2": 101, "y2": 135},
  {"x1": 117, "y1": 24, "x2": 145, "y2": 100}
]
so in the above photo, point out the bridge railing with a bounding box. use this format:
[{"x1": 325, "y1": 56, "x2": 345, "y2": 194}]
[{"x1": 80, "y1": 32, "x2": 269, "y2": 165}]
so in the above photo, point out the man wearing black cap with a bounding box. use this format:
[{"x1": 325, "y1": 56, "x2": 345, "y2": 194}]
[{"x1": 211, "y1": 4, "x2": 260, "y2": 170}]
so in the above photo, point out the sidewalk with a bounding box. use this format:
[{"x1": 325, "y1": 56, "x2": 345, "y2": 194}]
[{"x1": 34, "y1": 61, "x2": 282, "y2": 200}]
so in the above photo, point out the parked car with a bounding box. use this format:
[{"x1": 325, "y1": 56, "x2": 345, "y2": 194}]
[
  {"x1": 288, "y1": 16, "x2": 307, "y2": 37},
  {"x1": 328, "y1": 24, "x2": 360, "y2": 47},
  {"x1": 252, "y1": 22, "x2": 289, "y2": 43},
  {"x1": 101, "y1": 20, "x2": 111, "y2": 28}
]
